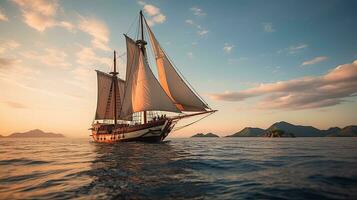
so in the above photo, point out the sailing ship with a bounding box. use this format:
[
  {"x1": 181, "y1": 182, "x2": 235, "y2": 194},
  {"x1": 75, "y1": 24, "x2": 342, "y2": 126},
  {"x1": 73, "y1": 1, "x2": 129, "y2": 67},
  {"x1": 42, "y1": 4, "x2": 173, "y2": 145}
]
[{"x1": 90, "y1": 11, "x2": 216, "y2": 142}]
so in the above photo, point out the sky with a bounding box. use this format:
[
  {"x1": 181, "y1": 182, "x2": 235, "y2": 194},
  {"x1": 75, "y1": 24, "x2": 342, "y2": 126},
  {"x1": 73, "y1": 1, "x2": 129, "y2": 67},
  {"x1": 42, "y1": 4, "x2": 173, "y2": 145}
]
[{"x1": 0, "y1": 0, "x2": 356, "y2": 138}]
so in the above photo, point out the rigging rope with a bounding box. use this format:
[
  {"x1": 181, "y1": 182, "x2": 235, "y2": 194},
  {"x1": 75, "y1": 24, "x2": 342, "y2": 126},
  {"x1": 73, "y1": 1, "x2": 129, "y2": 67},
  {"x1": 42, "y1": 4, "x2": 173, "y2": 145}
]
[
  {"x1": 126, "y1": 14, "x2": 139, "y2": 35},
  {"x1": 172, "y1": 112, "x2": 215, "y2": 132}
]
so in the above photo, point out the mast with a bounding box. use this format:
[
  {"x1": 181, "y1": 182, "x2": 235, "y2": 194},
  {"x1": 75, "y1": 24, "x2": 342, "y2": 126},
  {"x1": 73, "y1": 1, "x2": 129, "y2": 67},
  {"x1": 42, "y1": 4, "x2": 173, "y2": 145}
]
[
  {"x1": 140, "y1": 10, "x2": 144, "y2": 42},
  {"x1": 110, "y1": 51, "x2": 118, "y2": 125},
  {"x1": 139, "y1": 10, "x2": 147, "y2": 124}
]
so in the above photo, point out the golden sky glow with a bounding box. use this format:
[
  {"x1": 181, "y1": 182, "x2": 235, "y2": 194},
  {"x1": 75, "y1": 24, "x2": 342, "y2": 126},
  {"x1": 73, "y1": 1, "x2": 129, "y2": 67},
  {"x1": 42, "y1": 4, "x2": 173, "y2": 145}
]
[{"x1": 1, "y1": 0, "x2": 357, "y2": 138}]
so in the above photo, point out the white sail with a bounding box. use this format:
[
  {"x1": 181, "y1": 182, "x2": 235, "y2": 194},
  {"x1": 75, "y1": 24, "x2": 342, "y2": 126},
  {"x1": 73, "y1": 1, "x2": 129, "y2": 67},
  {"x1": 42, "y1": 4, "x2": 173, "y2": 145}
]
[
  {"x1": 120, "y1": 44, "x2": 180, "y2": 119},
  {"x1": 95, "y1": 70, "x2": 125, "y2": 120},
  {"x1": 125, "y1": 35, "x2": 136, "y2": 82},
  {"x1": 145, "y1": 21, "x2": 209, "y2": 111}
]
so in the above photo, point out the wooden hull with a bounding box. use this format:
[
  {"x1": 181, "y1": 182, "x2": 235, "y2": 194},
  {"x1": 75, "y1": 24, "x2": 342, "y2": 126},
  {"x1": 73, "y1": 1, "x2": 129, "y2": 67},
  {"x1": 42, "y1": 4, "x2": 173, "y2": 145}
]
[{"x1": 91, "y1": 119, "x2": 177, "y2": 143}]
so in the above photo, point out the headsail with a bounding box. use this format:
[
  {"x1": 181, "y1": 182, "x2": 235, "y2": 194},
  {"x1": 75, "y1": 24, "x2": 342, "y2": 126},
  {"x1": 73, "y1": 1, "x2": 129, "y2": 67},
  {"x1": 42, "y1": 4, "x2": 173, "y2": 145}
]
[
  {"x1": 95, "y1": 70, "x2": 124, "y2": 120},
  {"x1": 145, "y1": 20, "x2": 209, "y2": 112},
  {"x1": 120, "y1": 42, "x2": 181, "y2": 119}
]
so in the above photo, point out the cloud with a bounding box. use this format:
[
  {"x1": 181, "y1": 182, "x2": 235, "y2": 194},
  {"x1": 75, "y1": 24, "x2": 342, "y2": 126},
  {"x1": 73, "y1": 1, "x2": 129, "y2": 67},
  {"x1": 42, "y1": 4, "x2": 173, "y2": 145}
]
[
  {"x1": 12, "y1": 0, "x2": 73, "y2": 32},
  {"x1": 69, "y1": 46, "x2": 112, "y2": 90},
  {"x1": 190, "y1": 7, "x2": 206, "y2": 16},
  {"x1": 0, "y1": 57, "x2": 19, "y2": 69},
  {"x1": 0, "y1": 40, "x2": 20, "y2": 54},
  {"x1": 197, "y1": 29, "x2": 209, "y2": 36},
  {"x1": 289, "y1": 44, "x2": 308, "y2": 54},
  {"x1": 185, "y1": 19, "x2": 194, "y2": 25},
  {"x1": 209, "y1": 60, "x2": 357, "y2": 110},
  {"x1": 185, "y1": 19, "x2": 209, "y2": 37},
  {"x1": 302, "y1": 56, "x2": 328, "y2": 66},
  {"x1": 139, "y1": 1, "x2": 166, "y2": 26},
  {"x1": 76, "y1": 46, "x2": 111, "y2": 67},
  {"x1": 223, "y1": 43, "x2": 234, "y2": 54},
  {"x1": 228, "y1": 57, "x2": 248, "y2": 65},
  {"x1": 0, "y1": 55, "x2": 40, "y2": 82},
  {"x1": 21, "y1": 48, "x2": 71, "y2": 69},
  {"x1": 187, "y1": 52, "x2": 194, "y2": 59},
  {"x1": 0, "y1": 8, "x2": 8, "y2": 21},
  {"x1": 262, "y1": 22, "x2": 275, "y2": 33},
  {"x1": 58, "y1": 21, "x2": 75, "y2": 32},
  {"x1": 277, "y1": 43, "x2": 308, "y2": 55},
  {"x1": 291, "y1": 44, "x2": 308, "y2": 51},
  {"x1": 3, "y1": 101, "x2": 27, "y2": 109},
  {"x1": 78, "y1": 16, "x2": 111, "y2": 51}
]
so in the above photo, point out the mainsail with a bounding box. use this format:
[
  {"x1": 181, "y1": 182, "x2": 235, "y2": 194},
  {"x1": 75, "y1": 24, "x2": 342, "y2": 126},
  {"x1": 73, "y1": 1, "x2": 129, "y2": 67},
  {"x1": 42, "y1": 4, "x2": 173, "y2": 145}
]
[
  {"x1": 119, "y1": 37, "x2": 181, "y2": 119},
  {"x1": 95, "y1": 70, "x2": 124, "y2": 120},
  {"x1": 145, "y1": 20, "x2": 209, "y2": 112}
]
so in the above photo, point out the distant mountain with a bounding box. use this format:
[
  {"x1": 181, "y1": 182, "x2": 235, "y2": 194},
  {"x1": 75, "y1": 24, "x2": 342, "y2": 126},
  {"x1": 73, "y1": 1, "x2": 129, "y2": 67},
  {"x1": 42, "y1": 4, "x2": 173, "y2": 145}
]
[
  {"x1": 227, "y1": 121, "x2": 357, "y2": 137},
  {"x1": 327, "y1": 126, "x2": 357, "y2": 137},
  {"x1": 0, "y1": 134, "x2": 4, "y2": 138},
  {"x1": 266, "y1": 121, "x2": 323, "y2": 137},
  {"x1": 322, "y1": 127, "x2": 341, "y2": 136},
  {"x1": 191, "y1": 133, "x2": 219, "y2": 138},
  {"x1": 227, "y1": 127, "x2": 264, "y2": 137},
  {"x1": 6, "y1": 129, "x2": 65, "y2": 138}
]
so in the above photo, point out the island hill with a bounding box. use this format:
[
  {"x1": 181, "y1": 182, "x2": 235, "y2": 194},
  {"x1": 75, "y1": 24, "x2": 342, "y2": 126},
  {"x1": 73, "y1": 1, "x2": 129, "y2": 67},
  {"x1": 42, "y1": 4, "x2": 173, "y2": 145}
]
[
  {"x1": 191, "y1": 133, "x2": 219, "y2": 138},
  {"x1": 227, "y1": 121, "x2": 357, "y2": 137},
  {"x1": 0, "y1": 129, "x2": 65, "y2": 138}
]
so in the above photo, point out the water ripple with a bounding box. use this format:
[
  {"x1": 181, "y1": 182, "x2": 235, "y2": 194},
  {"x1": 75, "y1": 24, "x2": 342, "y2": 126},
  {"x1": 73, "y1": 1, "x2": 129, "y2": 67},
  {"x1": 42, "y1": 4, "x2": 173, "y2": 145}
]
[{"x1": 0, "y1": 137, "x2": 356, "y2": 199}]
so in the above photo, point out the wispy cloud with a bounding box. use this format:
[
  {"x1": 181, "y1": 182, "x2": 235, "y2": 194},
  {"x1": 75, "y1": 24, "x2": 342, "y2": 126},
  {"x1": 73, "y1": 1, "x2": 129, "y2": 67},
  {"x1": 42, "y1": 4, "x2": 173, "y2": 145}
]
[
  {"x1": 209, "y1": 60, "x2": 357, "y2": 110},
  {"x1": 0, "y1": 40, "x2": 20, "y2": 54},
  {"x1": 185, "y1": 19, "x2": 194, "y2": 25},
  {"x1": 0, "y1": 57, "x2": 19, "y2": 70},
  {"x1": 289, "y1": 44, "x2": 308, "y2": 54},
  {"x1": 223, "y1": 43, "x2": 234, "y2": 54},
  {"x1": 12, "y1": 0, "x2": 73, "y2": 32},
  {"x1": 78, "y1": 16, "x2": 111, "y2": 51},
  {"x1": 186, "y1": 19, "x2": 209, "y2": 37},
  {"x1": 70, "y1": 46, "x2": 112, "y2": 90},
  {"x1": 302, "y1": 56, "x2": 328, "y2": 66},
  {"x1": 0, "y1": 7, "x2": 8, "y2": 22},
  {"x1": 2, "y1": 101, "x2": 27, "y2": 109},
  {"x1": 262, "y1": 22, "x2": 275, "y2": 33},
  {"x1": 187, "y1": 52, "x2": 194, "y2": 59},
  {"x1": 21, "y1": 48, "x2": 71, "y2": 69},
  {"x1": 190, "y1": 7, "x2": 206, "y2": 16},
  {"x1": 197, "y1": 29, "x2": 209, "y2": 36},
  {"x1": 227, "y1": 57, "x2": 248, "y2": 65},
  {"x1": 76, "y1": 46, "x2": 111, "y2": 67},
  {"x1": 277, "y1": 43, "x2": 308, "y2": 55},
  {"x1": 138, "y1": 1, "x2": 166, "y2": 26},
  {"x1": 291, "y1": 44, "x2": 308, "y2": 51},
  {"x1": 0, "y1": 55, "x2": 40, "y2": 82}
]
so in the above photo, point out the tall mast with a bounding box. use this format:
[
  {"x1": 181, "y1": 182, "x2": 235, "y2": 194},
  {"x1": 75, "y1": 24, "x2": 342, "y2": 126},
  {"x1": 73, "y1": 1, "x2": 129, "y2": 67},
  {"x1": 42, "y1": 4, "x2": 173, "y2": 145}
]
[
  {"x1": 110, "y1": 50, "x2": 118, "y2": 125},
  {"x1": 140, "y1": 10, "x2": 144, "y2": 41},
  {"x1": 139, "y1": 10, "x2": 147, "y2": 124}
]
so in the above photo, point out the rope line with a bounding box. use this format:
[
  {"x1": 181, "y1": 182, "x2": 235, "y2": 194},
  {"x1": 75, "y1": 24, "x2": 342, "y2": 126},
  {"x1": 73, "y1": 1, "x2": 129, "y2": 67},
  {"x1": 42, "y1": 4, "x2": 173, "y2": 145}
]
[
  {"x1": 172, "y1": 112, "x2": 214, "y2": 132},
  {"x1": 126, "y1": 14, "x2": 139, "y2": 35}
]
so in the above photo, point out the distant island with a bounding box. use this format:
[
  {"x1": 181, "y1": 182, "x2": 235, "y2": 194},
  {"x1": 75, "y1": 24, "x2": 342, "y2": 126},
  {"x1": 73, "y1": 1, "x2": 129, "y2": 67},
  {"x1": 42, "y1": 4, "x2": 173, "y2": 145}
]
[
  {"x1": 227, "y1": 121, "x2": 357, "y2": 137},
  {"x1": 0, "y1": 129, "x2": 65, "y2": 138},
  {"x1": 191, "y1": 133, "x2": 219, "y2": 138},
  {"x1": 263, "y1": 129, "x2": 295, "y2": 138}
]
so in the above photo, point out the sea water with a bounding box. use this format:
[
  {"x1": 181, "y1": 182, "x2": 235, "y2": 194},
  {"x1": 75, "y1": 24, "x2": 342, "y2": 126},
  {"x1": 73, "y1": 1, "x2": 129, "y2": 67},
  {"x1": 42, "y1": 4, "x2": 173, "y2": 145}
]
[{"x1": 0, "y1": 137, "x2": 356, "y2": 199}]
